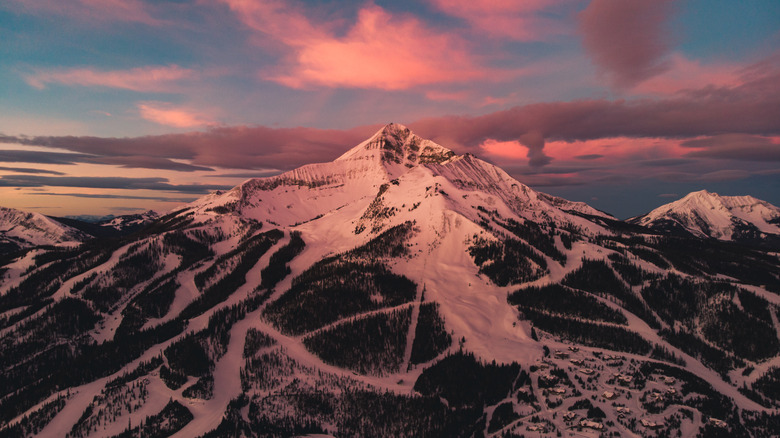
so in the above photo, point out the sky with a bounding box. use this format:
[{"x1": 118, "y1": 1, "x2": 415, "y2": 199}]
[{"x1": 0, "y1": 0, "x2": 779, "y2": 219}]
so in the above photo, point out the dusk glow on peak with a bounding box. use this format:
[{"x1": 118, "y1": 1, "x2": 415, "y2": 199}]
[{"x1": 0, "y1": 0, "x2": 778, "y2": 218}]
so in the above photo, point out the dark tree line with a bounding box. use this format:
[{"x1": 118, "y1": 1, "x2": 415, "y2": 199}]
[
  {"x1": 410, "y1": 302, "x2": 452, "y2": 365},
  {"x1": 643, "y1": 274, "x2": 778, "y2": 363},
  {"x1": 751, "y1": 367, "x2": 780, "y2": 407},
  {"x1": 82, "y1": 242, "x2": 164, "y2": 312},
  {"x1": 607, "y1": 252, "x2": 658, "y2": 285},
  {"x1": 110, "y1": 400, "x2": 193, "y2": 438},
  {"x1": 509, "y1": 284, "x2": 628, "y2": 325},
  {"x1": 181, "y1": 228, "x2": 282, "y2": 320},
  {"x1": 469, "y1": 236, "x2": 547, "y2": 286},
  {"x1": 414, "y1": 351, "x2": 522, "y2": 409},
  {"x1": 563, "y1": 258, "x2": 659, "y2": 328},
  {"x1": 259, "y1": 230, "x2": 305, "y2": 290},
  {"x1": 521, "y1": 307, "x2": 652, "y2": 355},
  {"x1": 243, "y1": 327, "x2": 276, "y2": 358},
  {"x1": 303, "y1": 307, "x2": 412, "y2": 375},
  {"x1": 264, "y1": 257, "x2": 417, "y2": 335}
]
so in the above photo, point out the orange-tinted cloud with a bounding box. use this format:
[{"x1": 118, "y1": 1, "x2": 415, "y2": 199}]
[
  {"x1": 431, "y1": 0, "x2": 569, "y2": 41},
  {"x1": 543, "y1": 137, "x2": 688, "y2": 162},
  {"x1": 424, "y1": 90, "x2": 472, "y2": 102},
  {"x1": 137, "y1": 102, "x2": 214, "y2": 128},
  {"x1": 579, "y1": 0, "x2": 675, "y2": 89},
  {"x1": 480, "y1": 139, "x2": 526, "y2": 159},
  {"x1": 25, "y1": 65, "x2": 193, "y2": 92},
  {"x1": 221, "y1": 0, "x2": 485, "y2": 89}
]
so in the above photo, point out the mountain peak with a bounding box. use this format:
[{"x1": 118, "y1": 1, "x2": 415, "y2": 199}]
[
  {"x1": 686, "y1": 189, "x2": 715, "y2": 198},
  {"x1": 632, "y1": 190, "x2": 780, "y2": 240},
  {"x1": 336, "y1": 122, "x2": 455, "y2": 168}
]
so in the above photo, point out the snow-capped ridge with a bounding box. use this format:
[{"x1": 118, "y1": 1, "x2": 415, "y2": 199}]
[
  {"x1": 181, "y1": 123, "x2": 615, "y2": 238},
  {"x1": 0, "y1": 206, "x2": 86, "y2": 252},
  {"x1": 631, "y1": 190, "x2": 780, "y2": 240},
  {"x1": 99, "y1": 210, "x2": 160, "y2": 231}
]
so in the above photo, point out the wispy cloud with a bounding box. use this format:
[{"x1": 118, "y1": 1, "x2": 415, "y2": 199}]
[
  {"x1": 0, "y1": 147, "x2": 212, "y2": 172},
  {"x1": 137, "y1": 102, "x2": 215, "y2": 128},
  {"x1": 0, "y1": 175, "x2": 230, "y2": 194},
  {"x1": 633, "y1": 53, "x2": 744, "y2": 95},
  {"x1": 5, "y1": 0, "x2": 162, "y2": 26},
  {"x1": 0, "y1": 149, "x2": 95, "y2": 165},
  {"x1": 0, "y1": 166, "x2": 65, "y2": 175},
  {"x1": 430, "y1": 0, "x2": 571, "y2": 41},
  {"x1": 681, "y1": 134, "x2": 780, "y2": 161},
  {"x1": 24, "y1": 65, "x2": 193, "y2": 92},
  {"x1": 27, "y1": 192, "x2": 196, "y2": 202}
]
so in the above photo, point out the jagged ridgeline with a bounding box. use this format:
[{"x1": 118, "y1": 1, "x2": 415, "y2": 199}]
[{"x1": 2, "y1": 123, "x2": 780, "y2": 437}]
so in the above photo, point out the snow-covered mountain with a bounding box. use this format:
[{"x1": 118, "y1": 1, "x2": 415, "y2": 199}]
[
  {"x1": 1, "y1": 124, "x2": 780, "y2": 438},
  {"x1": 630, "y1": 190, "x2": 780, "y2": 241},
  {"x1": 97, "y1": 210, "x2": 160, "y2": 232},
  {"x1": 0, "y1": 206, "x2": 86, "y2": 253}
]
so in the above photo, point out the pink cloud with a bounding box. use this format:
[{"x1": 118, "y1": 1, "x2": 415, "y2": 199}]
[
  {"x1": 431, "y1": 0, "x2": 570, "y2": 41},
  {"x1": 480, "y1": 139, "x2": 526, "y2": 159},
  {"x1": 3, "y1": 56, "x2": 779, "y2": 174},
  {"x1": 25, "y1": 65, "x2": 193, "y2": 92},
  {"x1": 137, "y1": 102, "x2": 214, "y2": 128},
  {"x1": 221, "y1": 0, "x2": 486, "y2": 90},
  {"x1": 424, "y1": 90, "x2": 472, "y2": 102},
  {"x1": 544, "y1": 137, "x2": 687, "y2": 162},
  {"x1": 579, "y1": 0, "x2": 675, "y2": 88},
  {"x1": 633, "y1": 53, "x2": 744, "y2": 95},
  {"x1": 6, "y1": 0, "x2": 161, "y2": 25}
]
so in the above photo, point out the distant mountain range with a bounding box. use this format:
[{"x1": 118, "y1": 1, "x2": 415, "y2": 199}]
[
  {"x1": 0, "y1": 209, "x2": 159, "y2": 254},
  {"x1": 1, "y1": 124, "x2": 779, "y2": 437}
]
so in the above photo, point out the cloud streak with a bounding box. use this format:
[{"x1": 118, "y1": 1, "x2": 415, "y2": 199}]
[
  {"x1": 0, "y1": 147, "x2": 212, "y2": 172},
  {"x1": 4, "y1": 0, "x2": 162, "y2": 25},
  {"x1": 26, "y1": 192, "x2": 196, "y2": 202},
  {"x1": 24, "y1": 65, "x2": 193, "y2": 92},
  {"x1": 0, "y1": 166, "x2": 65, "y2": 175},
  {"x1": 0, "y1": 125, "x2": 378, "y2": 171},
  {"x1": 137, "y1": 102, "x2": 215, "y2": 128},
  {"x1": 0, "y1": 175, "x2": 230, "y2": 194},
  {"x1": 430, "y1": 0, "x2": 569, "y2": 41},
  {"x1": 681, "y1": 134, "x2": 780, "y2": 161}
]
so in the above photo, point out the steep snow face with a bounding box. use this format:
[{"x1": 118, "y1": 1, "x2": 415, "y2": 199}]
[
  {"x1": 428, "y1": 154, "x2": 614, "y2": 225},
  {"x1": 632, "y1": 190, "x2": 780, "y2": 240},
  {"x1": 336, "y1": 122, "x2": 456, "y2": 174},
  {"x1": 0, "y1": 206, "x2": 85, "y2": 250}
]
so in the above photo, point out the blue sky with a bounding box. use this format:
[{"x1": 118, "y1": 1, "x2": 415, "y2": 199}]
[{"x1": 0, "y1": 0, "x2": 778, "y2": 218}]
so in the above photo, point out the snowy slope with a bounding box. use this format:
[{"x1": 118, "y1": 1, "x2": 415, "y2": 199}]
[
  {"x1": 2, "y1": 124, "x2": 780, "y2": 438},
  {"x1": 0, "y1": 206, "x2": 86, "y2": 252},
  {"x1": 182, "y1": 123, "x2": 612, "y2": 236},
  {"x1": 630, "y1": 190, "x2": 780, "y2": 240}
]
